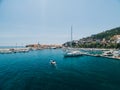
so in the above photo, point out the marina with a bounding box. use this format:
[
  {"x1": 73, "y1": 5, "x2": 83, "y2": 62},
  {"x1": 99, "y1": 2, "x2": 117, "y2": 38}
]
[
  {"x1": 0, "y1": 0, "x2": 120, "y2": 90},
  {"x1": 0, "y1": 47, "x2": 120, "y2": 60}
]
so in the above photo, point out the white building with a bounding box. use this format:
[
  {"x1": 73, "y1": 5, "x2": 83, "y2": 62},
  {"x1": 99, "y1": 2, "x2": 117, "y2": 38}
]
[{"x1": 112, "y1": 35, "x2": 120, "y2": 43}]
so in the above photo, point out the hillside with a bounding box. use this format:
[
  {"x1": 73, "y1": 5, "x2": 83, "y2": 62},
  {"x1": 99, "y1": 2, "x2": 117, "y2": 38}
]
[
  {"x1": 91, "y1": 27, "x2": 120, "y2": 40},
  {"x1": 63, "y1": 27, "x2": 120, "y2": 48}
]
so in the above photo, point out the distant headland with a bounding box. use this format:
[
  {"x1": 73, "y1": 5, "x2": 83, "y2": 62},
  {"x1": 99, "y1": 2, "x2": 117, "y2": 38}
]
[{"x1": 26, "y1": 44, "x2": 62, "y2": 49}]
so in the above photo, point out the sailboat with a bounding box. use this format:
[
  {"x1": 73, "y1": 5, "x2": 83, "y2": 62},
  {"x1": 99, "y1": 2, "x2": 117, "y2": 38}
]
[{"x1": 64, "y1": 26, "x2": 83, "y2": 57}]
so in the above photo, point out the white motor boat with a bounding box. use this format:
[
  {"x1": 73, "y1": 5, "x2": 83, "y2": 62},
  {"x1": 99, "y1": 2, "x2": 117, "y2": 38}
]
[{"x1": 50, "y1": 60, "x2": 56, "y2": 65}]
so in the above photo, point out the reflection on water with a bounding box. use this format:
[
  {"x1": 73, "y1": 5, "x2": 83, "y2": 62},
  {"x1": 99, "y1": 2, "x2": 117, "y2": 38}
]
[{"x1": 50, "y1": 63, "x2": 57, "y2": 69}]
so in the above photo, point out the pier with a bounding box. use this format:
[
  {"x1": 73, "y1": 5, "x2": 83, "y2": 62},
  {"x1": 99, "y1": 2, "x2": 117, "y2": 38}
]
[
  {"x1": 0, "y1": 48, "x2": 30, "y2": 54},
  {"x1": 80, "y1": 49, "x2": 120, "y2": 60}
]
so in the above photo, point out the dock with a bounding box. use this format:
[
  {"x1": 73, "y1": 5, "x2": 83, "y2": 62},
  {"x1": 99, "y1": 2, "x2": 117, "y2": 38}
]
[
  {"x1": 0, "y1": 48, "x2": 30, "y2": 54},
  {"x1": 81, "y1": 49, "x2": 120, "y2": 60}
]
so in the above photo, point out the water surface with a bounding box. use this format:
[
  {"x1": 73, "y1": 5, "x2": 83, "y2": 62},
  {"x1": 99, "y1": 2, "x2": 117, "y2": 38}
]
[{"x1": 0, "y1": 49, "x2": 120, "y2": 90}]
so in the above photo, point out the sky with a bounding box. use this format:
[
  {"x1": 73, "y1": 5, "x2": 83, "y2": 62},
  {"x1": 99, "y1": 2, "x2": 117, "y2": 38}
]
[{"x1": 0, "y1": 0, "x2": 120, "y2": 46}]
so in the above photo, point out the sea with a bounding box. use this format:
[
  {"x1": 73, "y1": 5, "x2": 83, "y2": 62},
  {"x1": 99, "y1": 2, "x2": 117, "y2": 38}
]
[{"x1": 0, "y1": 48, "x2": 120, "y2": 90}]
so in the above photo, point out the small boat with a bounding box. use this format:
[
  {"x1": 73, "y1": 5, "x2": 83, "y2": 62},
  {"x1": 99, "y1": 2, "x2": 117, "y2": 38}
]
[{"x1": 50, "y1": 60, "x2": 56, "y2": 65}]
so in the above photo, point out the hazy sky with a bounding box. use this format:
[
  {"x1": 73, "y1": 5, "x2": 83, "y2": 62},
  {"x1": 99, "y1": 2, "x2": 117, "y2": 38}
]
[{"x1": 0, "y1": 0, "x2": 120, "y2": 46}]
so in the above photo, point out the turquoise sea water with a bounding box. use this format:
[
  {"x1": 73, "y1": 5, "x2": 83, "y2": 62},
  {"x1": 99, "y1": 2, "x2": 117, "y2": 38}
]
[{"x1": 0, "y1": 49, "x2": 120, "y2": 90}]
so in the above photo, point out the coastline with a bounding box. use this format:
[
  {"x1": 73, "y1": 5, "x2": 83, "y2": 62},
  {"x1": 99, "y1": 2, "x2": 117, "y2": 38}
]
[
  {"x1": 0, "y1": 46, "x2": 120, "y2": 60},
  {"x1": 63, "y1": 47, "x2": 120, "y2": 60}
]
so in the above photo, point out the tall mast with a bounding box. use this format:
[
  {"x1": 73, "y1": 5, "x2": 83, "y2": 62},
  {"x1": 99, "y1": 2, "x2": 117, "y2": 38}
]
[
  {"x1": 71, "y1": 25, "x2": 73, "y2": 42},
  {"x1": 70, "y1": 25, "x2": 73, "y2": 48}
]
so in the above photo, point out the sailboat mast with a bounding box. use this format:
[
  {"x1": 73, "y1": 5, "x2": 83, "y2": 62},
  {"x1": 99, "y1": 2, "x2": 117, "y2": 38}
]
[
  {"x1": 71, "y1": 26, "x2": 73, "y2": 42},
  {"x1": 71, "y1": 26, "x2": 73, "y2": 48}
]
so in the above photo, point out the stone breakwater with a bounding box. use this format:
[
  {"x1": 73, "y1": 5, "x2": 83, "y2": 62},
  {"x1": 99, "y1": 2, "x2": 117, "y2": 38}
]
[{"x1": 0, "y1": 48, "x2": 30, "y2": 54}]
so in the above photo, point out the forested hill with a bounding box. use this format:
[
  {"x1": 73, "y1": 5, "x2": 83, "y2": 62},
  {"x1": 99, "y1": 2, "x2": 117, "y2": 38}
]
[
  {"x1": 63, "y1": 27, "x2": 120, "y2": 48},
  {"x1": 91, "y1": 27, "x2": 120, "y2": 40}
]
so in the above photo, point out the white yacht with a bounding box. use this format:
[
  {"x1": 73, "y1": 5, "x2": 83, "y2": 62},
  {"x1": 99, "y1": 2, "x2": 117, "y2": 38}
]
[{"x1": 64, "y1": 50, "x2": 83, "y2": 57}]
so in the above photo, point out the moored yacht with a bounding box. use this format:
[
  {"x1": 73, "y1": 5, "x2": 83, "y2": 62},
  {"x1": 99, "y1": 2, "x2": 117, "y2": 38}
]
[
  {"x1": 64, "y1": 50, "x2": 83, "y2": 57},
  {"x1": 64, "y1": 26, "x2": 83, "y2": 57}
]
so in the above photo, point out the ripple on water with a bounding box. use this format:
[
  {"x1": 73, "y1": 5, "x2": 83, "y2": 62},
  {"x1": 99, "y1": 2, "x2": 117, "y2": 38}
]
[{"x1": 0, "y1": 49, "x2": 120, "y2": 90}]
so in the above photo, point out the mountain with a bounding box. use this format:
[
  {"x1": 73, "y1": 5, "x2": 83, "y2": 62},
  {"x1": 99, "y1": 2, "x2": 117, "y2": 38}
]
[
  {"x1": 91, "y1": 27, "x2": 120, "y2": 40},
  {"x1": 63, "y1": 27, "x2": 120, "y2": 48}
]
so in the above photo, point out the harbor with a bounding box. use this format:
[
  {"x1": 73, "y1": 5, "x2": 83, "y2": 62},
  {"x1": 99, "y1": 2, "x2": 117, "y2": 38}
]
[
  {"x1": 0, "y1": 49, "x2": 120, "y2": 90},
  {"x1": 0, "y1": 0, "x2": 120, "y2": 90},
  {"x1": 0, "y1": 46, "x2": 120, "y2": 60},
  {"x1": 80, "y1": 48, "x2": 120, "y2": 60},
  {"x1": 63, "y1": 48, "x2": 120, "y2": 60}
]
